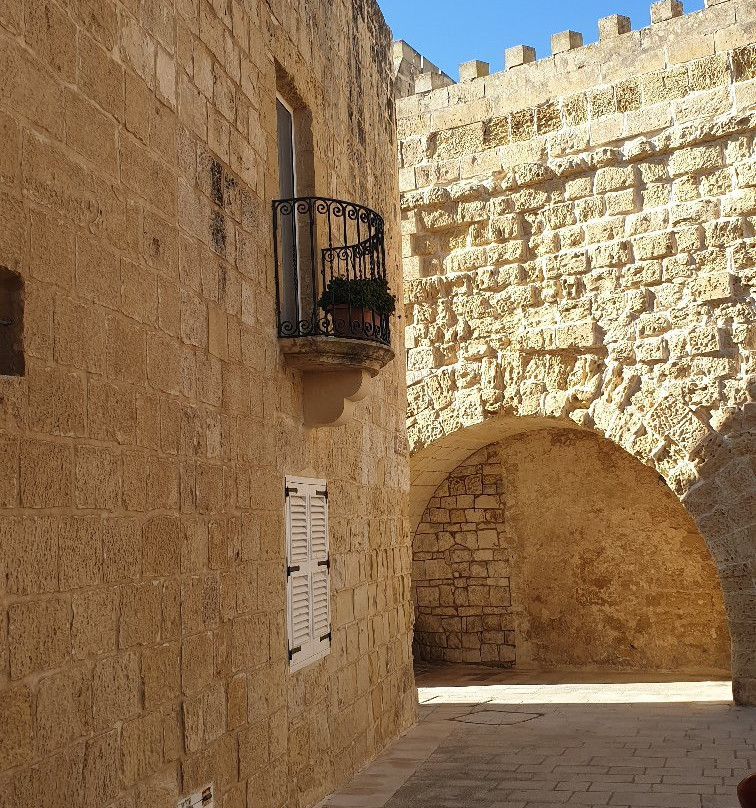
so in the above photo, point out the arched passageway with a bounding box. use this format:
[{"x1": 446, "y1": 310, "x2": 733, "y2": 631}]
[
  {"x1": 409, "y1": 408, "x2": 754, "y2": 704},
  {"x1": 413, "y1": 427, "x2": 730, "y2": 674}
]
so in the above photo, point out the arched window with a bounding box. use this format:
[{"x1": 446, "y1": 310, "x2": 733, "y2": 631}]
[{"x1": 0, "y1": 267, "x2": 24, "y2": 376}]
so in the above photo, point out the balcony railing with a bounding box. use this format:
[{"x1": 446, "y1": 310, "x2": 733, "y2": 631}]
[{"x1": 273, "y1": 197, "x2": 391, "y2": 346}]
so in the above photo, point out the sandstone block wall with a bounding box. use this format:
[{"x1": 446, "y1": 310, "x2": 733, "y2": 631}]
[
  {"x1": 0, "y1": 1, "x2": 415, "y2": 806},
  {"x1": 414, "y1": 431, "x2": 730, "y2": 673},
  {"x1": 398, "y1": 0, "x2": 756, "y2": 702}
]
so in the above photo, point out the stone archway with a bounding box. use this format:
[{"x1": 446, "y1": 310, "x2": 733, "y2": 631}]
[
  {"x1": 409, "y1": 404, "x2": 754, "y2": 704},
  {"x1": 413, "y1": 424, "x2": 731, "y2": 674}
]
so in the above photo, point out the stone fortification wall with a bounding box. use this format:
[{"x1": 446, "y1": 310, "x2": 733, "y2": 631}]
[
  {"x1": 0, "y1": 0, "x2": 415, "y2": 806},
  {"x1": 398, "y1": 0, "x2": 756, "y2": 702}
]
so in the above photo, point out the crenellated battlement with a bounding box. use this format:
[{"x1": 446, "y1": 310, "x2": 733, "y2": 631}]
[
  {"x1": 393, "y1": 40, "x2": 455, "y2": 99},
  {"x1": 394, "y1": 0, "x2": 755, "y2": 102}
]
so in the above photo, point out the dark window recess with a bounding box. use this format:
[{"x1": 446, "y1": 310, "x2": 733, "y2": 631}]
[{"x1": 0, "y1": 267, "x2": 24, "y2": 376}]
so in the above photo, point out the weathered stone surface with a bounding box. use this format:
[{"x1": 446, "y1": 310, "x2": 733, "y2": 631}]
[
  {"x1": 0, "y1": 0, "x2": 416, "y2": 803},
  {"x1": 397, "y1": 0, "x2": 756, "y2": 704}
]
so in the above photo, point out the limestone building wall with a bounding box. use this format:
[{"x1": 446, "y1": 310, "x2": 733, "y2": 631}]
[
  {"x1": 0, "y1": 1, "x2": 416, "y2": 806},
  {"x1": 398, "y1": 0, "x2": 756, "y2": 703}
]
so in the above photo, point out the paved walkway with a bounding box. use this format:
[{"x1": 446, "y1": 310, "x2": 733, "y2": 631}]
[{"x1": 317, "y1": 664, "x2": 755, "y2": 808}]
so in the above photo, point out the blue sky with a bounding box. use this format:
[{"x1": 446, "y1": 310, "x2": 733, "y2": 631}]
[{"x1": 379, "y1": 0, "x2": 706, "y2": 78}]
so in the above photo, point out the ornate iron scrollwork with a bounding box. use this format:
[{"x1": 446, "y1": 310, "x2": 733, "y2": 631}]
[{"x1": 272, "y1": 196, "x2": 391, "y2": 346}]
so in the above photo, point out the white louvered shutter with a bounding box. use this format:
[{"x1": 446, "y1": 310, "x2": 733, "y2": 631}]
[{"x1": 285, "y1": 477, "x2": 331, "y2": 671}]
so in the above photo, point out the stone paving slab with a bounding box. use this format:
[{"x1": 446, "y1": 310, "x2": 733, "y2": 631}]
[{"x1": 317, "y1": 665, "x2": 755, "y2": 808}]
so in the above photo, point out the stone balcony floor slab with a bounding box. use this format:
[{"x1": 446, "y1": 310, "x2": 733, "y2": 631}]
[{"x1": 316, "y1": 663, "x2": 755, "y2": 808}]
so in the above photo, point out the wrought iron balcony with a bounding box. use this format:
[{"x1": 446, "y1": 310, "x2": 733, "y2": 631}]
[
  {"x1": 272, "y1": 196, "x2": 395, "y2": 427},
  {"x1": 273, "y1": 197, "x2": 392, "y2": 347}
]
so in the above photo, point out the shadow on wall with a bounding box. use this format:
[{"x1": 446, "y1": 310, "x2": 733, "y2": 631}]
[{"x1": 499, "y1": 428, "x2": 730, "y2": 674}]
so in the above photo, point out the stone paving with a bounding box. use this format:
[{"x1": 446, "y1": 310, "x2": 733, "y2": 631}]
[{"x1": 317, "y1": 664, "x2": 756, "y2": 808}]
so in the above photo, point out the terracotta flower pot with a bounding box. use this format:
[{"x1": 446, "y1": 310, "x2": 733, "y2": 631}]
[{"x1": 328, "y1": 304, "x2": 381, "y2": 340}]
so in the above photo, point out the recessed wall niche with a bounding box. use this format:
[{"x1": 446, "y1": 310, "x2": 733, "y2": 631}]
[{"x1": 0, "y1": 267, "x2": 24, "y2": 376}]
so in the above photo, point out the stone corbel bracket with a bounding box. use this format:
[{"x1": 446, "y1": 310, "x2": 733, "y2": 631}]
[{"x1": 281, "y1": 337, "x2": 395, "y2": 427}]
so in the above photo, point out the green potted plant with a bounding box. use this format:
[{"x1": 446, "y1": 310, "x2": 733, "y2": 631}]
[{"x1": 317, "y1": 276, "x2": 397, "y2": 340}]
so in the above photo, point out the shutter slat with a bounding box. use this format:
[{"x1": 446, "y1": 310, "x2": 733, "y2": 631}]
[
  {"x1": 312, "y1": 567, "x2": 330, "y2": 639},
  {"x1": 289, "y1": 571, "x2": 311, "y2": 648},
  {"x1": 310, "y1": 493, "x2": 328, "y2": 561},
  {"x1": 287, "y1": 493, "x2": 309, "y2": 564}
]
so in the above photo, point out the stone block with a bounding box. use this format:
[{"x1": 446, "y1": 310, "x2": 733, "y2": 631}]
[
  {"x1": 239, "y1": 720, "x2": 270, "y2": 778},
  {"x1": 28, "y1": 365, "x2": 86, "y2": 437},
  {"x1": 72, "y1": 587, "x2": 118, "y2": 657},
  {"x1": 29, "y1": 209, "x2": 75, "y2": 288},
  {"x1": 6, "y1": 517, "x2": 57, "y2": 595},
  {"x1": 143, "y1": 515, "x2": 181, "y2": 577},
  {"x1": 733, "y1": 44, "x2": 756, "y2": 83},
  {"x1": 553, "y1": 321, "x2": 599, "y2": 350},
  {"x1": 633, "y1": 232, "x2": 675, "y2": 260},
  {"x1": 24, "y1": 0, "x2": 77, "y2": 82},
  {"x1": 78, "y1": 32, "x2": 124, "y2": 121},
  {"x1": 669, "y1": 145, "x2": 722, "y2": 177},
  {"x1": 691, "y1": 271, "x2": 733, "y2": 302},
  {"x1": 459, "y1": 60, "x2": 489, "y2": 82},
  {"x1": 121, "y1": 711, "x2": 164, "y2": 786},
  {"x1": 82, "y1": 730, "x2": 120, "y2": 808},
  {"x1": 19, "y1": 439, "x2": 73, "y2": 508},
  {"x1": 551, "y1": 31, "x2": 583, "y2": 55},
  {"x1": 134, "y1": 766, "x2": 181, "y2": 808},
  {"x1": 146, "y1": 333, "x2": 181, "y2": 395},
  {"x1": 162, "y1": 579, "x2": 181, "y2": 641},
  {"x1": 103, "y1": 517, "x2": 142, "y2": 582},
  {"x1": 77, "y1": 234, "x2": 121, "y2": 310},
  {"x1": 120, "y1": 581, "x2": 162, "y2": 648},
  {"x1": 505, "y1": 45, "x2": 536, "y2": 70},
  {"x1": 59, "y1": 517, "x2": 101, "y2": 590},
  {"x1": 202, "y1": 681, "x2": 226, "y2": 743},
  {"x1": 227, "y1": 674, "x2": 248, "y2": 730},
  {"x1": 36, "y1": 666, "x2": 91, "y2": 754},
  {"x1": 0, "y1": 686, "x2": 33, "y2": 769},
  {"x1": 635, "y1": 336, "x2": 669, "y2": 362},
  {"x1": 88, "y1": 380, "x2": 137, "y2": 444},
  {"x1": 598, "y1": 14, "x2": 631, "y2": 39},
  {"x1": 53, "y1": 296, "x2": 107, "y2": 374},
  {"x1": 688, "y1": 54, "x2": 729, "y2": 91},
  {"x1": 182, "y1": 631, "x2": 214, "y2": 694},
  {"x1": 92, "y1": 652, "x2": 140, "y2": 730},
  {"x1": 75, "y1": 446, "x2": 121, "y2": 509},
  {"x1": 650, "y1": 0, "x2": 684, "y2": 23},
  {"x1": 146, "y1": 456, "x2": 179, "y2": 510},
  {"x1": 142, "y1": 643, "x2": 181, "y2": 709},
  {"x1": 0, "y1": 189, "x2": 25, "y2": 274},
  {"x1": 65, "y1": 89, "x2": 118, "y2": 175},
  {"x1": 8, "y1": 598, "x2": 70, "y2": 679},
  {"x1": 414, "y1": 72, "x2": 450, "y2": 94}
]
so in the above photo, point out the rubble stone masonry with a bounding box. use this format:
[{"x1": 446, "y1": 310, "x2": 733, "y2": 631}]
[
  {"x1": 0, "y1": 0, "x2": 416, "y2": 806},
  {"x1": 398, "y1": 0, "x2": 756, "y2": 703}
]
